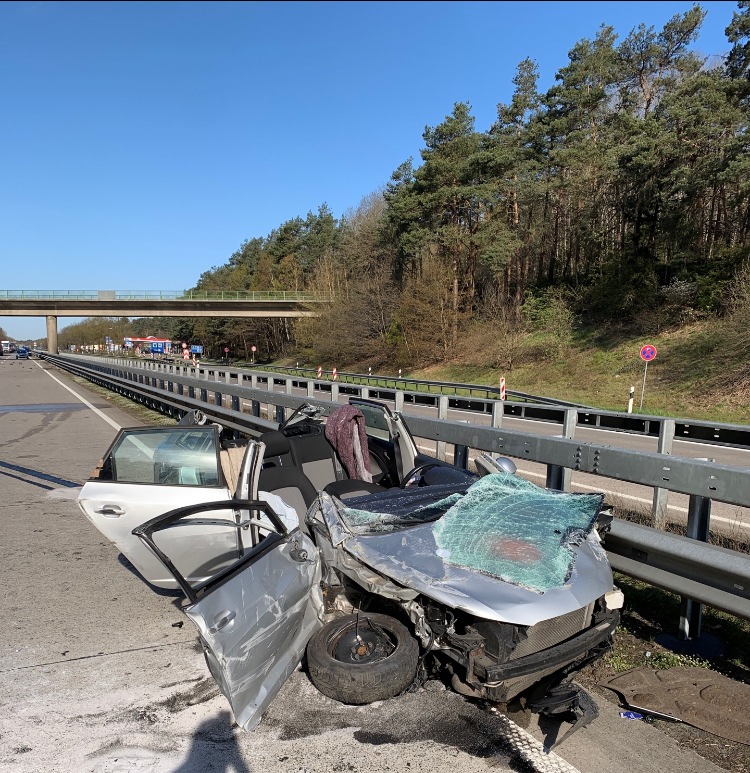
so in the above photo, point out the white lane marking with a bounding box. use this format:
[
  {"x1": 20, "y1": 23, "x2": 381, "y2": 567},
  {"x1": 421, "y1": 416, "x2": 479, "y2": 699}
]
[{"x1": 34, "y1": 360, "x2": 122, "y2": 431}]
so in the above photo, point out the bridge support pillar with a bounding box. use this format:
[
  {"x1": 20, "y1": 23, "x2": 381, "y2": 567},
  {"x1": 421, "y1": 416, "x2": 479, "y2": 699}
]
[{"x1": 46, "y1": 315, "x2": 58, "y2": 354}]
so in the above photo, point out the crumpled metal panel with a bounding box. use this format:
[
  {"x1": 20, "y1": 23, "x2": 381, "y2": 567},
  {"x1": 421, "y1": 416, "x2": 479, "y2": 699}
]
[
  {"x1": 185, "y1": 533, "x2": 323, "y2": 731},
  {"x1": 322, "y1": 476, "x2": 612, "y2": 626}
]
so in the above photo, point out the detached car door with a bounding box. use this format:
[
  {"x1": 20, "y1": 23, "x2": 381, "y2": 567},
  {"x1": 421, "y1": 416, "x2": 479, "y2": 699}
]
[
  {"x1": 78, "y1": 425, "x2": 234, "y2": 589},
  {"x1": 133, "y1": 499, "x2": 322, "y2": 730}
]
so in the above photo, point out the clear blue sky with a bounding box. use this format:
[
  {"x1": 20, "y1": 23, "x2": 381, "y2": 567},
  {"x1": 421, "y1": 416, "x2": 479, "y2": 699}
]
[{"x1": 0, "y1": 0, "x2": 739, "y2": 340}]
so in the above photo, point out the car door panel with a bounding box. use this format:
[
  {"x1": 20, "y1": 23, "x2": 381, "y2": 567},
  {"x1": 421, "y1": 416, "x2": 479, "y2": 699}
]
[
  {"x1": 186, "y1": 535, "x2": 322, "y2": 730},
  {"x1": 80, "y1": 482, "x2": 232, "y2": 587},
  {"x1": 134, "y1": 499, "x2": 322, "y2": 730},
  {"x1": 78, "y1": 426, "x2": 231, "y2": 589}
]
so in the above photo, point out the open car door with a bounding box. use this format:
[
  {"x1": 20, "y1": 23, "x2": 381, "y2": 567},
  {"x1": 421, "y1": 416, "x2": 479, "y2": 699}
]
[
  {"x1": 348, "y1": 398, "x2": 420, "y2": 485},
  {"x1": 78, "y1": 426, "x2": 262, "y2": 589},
  {"x1": 133, "y1": 498, "x2": 322, "y2": 730}
]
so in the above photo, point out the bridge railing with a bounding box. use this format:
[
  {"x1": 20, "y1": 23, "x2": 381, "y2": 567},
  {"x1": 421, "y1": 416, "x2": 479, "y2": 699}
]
[
  {"x1": 40, "y1": 352, "x2": 750, "y2": 637},
  {"x1": 0, "y1": 289, "x2": 331, "y2": 302}
]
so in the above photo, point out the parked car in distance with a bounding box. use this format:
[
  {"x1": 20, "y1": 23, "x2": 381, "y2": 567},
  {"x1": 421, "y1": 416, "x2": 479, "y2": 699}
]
[
  {"x1": 78, "y1": 399, "x2": 623, "y2": 744},
  {"x1": 15, "y1": 346, "x2": 29, "y2": 359}
]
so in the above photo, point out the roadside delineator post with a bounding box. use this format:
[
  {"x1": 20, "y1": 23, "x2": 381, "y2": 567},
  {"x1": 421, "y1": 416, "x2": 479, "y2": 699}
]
[
  {"x1": 332, "y1": 367, "x2": 338, "y2": 381},
  {"x1": 627, "y1": 386, "x2": 635, "y2": 414},
  {"x1": 500, "y1": 377, "x2": 506, "y2": 401},
  {"x1": 317, "y1": 365, "x2": 322, "y2": 378}
]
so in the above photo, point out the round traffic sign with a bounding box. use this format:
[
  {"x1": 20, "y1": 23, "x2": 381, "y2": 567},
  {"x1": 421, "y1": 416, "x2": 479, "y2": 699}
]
[
  {"x1": 251, "y1": 345, "x2": 257, "y2": 352},
  {"x1": 640, "y1": 344, "x2": 657, "y2": 361},
  {"x1": 224, "y1": 347, "x2": 230, "y2": 353}
]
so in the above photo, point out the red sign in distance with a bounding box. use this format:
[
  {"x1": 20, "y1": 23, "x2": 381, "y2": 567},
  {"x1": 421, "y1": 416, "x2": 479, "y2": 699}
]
[
  {"x1": 640, "y1": 344, "x2": 657, "y2": 362},
  {"x1": 224, "y1": 347, "x2": 230, "y2": 353}
]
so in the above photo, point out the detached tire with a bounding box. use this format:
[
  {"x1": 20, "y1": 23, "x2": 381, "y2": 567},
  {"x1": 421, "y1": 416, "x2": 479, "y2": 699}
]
[{"x1": 307, "y1": 612, "x2": 419, "y2": 704}]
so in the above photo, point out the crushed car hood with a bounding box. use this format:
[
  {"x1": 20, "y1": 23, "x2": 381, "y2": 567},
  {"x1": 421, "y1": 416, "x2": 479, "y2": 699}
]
[{"x1": 313, "y1": 475, "x2": 613, "y2": 627}]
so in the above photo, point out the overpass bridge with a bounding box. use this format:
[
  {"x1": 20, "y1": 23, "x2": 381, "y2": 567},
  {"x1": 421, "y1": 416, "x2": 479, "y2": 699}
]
[{"x1": 0, "y1": 290, "x2": 326, "y2": 352}]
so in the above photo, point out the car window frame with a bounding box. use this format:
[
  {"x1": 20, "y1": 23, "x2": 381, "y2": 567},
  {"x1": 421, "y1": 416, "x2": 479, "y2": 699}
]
[
  {"x1": 98, "y1": 425, "x2": 225, "y2": 488},
  {"x1": 132, "y1": 499, "x2": 290, "y2": 603}
]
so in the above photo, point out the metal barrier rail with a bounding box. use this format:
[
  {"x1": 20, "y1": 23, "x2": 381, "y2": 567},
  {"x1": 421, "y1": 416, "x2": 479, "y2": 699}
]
[
  {"x1": 41, "y1": 353, "x2": 750, "y2": 633},
  {"x1": 68, "y1": 354, "x2": 750, "y2": 451}
]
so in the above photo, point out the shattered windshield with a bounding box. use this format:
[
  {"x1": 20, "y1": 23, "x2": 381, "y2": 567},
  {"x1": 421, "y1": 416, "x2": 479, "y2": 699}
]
[{"x1": 340, "y1": 475, "x2": 603, "y2": 592}]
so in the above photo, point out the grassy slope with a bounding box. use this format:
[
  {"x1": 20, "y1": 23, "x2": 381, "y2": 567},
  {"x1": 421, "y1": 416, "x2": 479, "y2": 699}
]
[{"x1": 406, "y1": 321, "x2": 749, "y2": 425}]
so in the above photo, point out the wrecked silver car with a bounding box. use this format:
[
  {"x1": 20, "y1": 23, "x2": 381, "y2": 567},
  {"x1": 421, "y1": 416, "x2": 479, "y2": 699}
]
[{"x1": 78, "y1": 399, "x2": 623, "y2": 733}]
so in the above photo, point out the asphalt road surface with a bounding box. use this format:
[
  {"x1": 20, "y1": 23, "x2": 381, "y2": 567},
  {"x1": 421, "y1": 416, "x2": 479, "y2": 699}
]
[{"x1": 0, "y1": 357, "x2": 724, "y2": 773}]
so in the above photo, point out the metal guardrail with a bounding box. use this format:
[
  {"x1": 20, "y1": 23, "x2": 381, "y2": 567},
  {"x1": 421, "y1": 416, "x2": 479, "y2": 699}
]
[
  {"x1": 40, "y1": 352, "x2": 750, "y2": 635},
  {"x1": 238, "y1": 364, "x2": 750, "y2": 450}
]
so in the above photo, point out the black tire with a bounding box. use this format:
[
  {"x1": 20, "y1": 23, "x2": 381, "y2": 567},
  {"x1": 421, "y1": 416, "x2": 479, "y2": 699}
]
[{"x1": 307, "y1": 612, "x2": 419, "y2": 704}]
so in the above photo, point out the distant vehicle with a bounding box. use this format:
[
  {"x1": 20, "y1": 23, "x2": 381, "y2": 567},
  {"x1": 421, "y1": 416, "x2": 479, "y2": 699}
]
[
  {"x1": 15, "y1": 346, "x2": 29, "y2": 359},
  {"x1": 1, "y1": 341, "x2": 11, "y2": 355}
]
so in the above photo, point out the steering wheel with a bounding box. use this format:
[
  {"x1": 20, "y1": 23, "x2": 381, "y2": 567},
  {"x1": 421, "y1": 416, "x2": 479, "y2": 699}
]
[{"x1": 400, "y1": 462, "x2": 442, "y2": 488}]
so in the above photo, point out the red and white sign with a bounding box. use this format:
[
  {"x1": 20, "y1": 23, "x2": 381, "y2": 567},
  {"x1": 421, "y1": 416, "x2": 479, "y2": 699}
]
[
  {"x1": 182, "y1": 350, "x2": 190, "y2": 360},
  {"x1": 500, "y1": 377, "x2": 506, "y2": 401},
  {"x1": 224, "y1": 347, "x2": 230, "y2": 353},
  {"x1": 640, "y1": 344, "x2": 657, "y2": 362},
  {"x1": 317, "y1": 366, "x2": 322, "y2": 378},
  {"x1": 251, "y1": 346, "x2": 257, "y2": 353},
  {"x1": 332, "y1": 367, "x2": 338, "y2": 381}
]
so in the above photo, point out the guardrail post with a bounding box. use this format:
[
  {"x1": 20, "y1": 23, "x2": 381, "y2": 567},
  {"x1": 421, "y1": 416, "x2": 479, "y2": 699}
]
[
  {"x1": 307, "y1": 380, "x2": 315, "y2": 398},
  {"x1": 285, "y1": 378, "x2": 293, "y2": 395},
  {"x1": 436, "y1": 395, "x2": 449, "y2": 462},
  {"x1": 546, "y1": 408, "x2": 576, "y2": 491},
  {"x1": 275, "y1": 404, "x2": 285, "y2": 424},
  {"x1": 251, "y1": 374, "x2": 258, "y2": 390},
  {"x1": 331, "y1": 382, "x2": 339, "y2": 404},
  {"x1": 652, "y1": 419, "x2": 675, "y2": 530},
  {"x1": 226, "y1": 370, "x2": 231, "y2": 384},
  {"x1": 395, "y1": 391, "x2": 404, "y2": 414},
  {"x1": 231, "y1": 395, "x2": 240, "y2": 412},
  {"x1": 361, "y1": 386, "x2": 369, "y2": 399},
  {"x1": 679, "y1": 465, "x2": 713, "y2": 641},
  {"x1": 215, "y1": 391, "x2": 223, "y2": 409},
  {"x1": 451, "y1": 419, "x2": 471, "y2": 469},
  {"x1": 252, "y1": 400, "x2": 260, "y2": 418},
  {"x1": 491, "y1": 400, "x2": 503, "y2": 428}
]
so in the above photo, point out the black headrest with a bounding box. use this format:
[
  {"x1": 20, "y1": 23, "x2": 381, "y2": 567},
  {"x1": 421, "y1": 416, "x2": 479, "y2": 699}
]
[{"x1": 260, "y1": 430, "x2": 291, "y2": 458}]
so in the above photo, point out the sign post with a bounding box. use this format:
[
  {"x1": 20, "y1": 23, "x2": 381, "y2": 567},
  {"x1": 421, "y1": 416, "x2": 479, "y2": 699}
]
[
  {"x1": 251, "y1": 345, "x2": 256, "y2": 365},
  {"x1": 639, "y1": 344, "x2": 657, "y2": 410}
]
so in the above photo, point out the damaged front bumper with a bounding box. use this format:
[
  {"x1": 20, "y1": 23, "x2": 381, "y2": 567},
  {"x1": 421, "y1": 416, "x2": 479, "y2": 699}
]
[{"x1": 452, "y1": 608, "x2": 620, "y2": 705}]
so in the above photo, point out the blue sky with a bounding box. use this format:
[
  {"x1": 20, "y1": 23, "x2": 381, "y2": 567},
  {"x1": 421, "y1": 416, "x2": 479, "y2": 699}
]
[{"x1": 0, "y1": 0, "x2": 739, "y2": 339}]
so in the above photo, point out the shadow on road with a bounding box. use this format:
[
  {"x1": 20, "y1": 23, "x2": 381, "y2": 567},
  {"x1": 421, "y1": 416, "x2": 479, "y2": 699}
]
[{"x1": 171, "y1": 710, "x2": 251, "y2": 773}]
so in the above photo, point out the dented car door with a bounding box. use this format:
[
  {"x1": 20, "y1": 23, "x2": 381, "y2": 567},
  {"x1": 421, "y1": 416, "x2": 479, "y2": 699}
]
[{"x1": 133, "y1": 499, "x2": 323, "y2": 730}]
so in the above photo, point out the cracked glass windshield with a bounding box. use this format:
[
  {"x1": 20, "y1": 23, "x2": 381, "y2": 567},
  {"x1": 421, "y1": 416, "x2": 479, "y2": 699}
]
[{"x1": 341, "y1": 474, "x2": 603, "y2": 592}]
